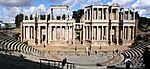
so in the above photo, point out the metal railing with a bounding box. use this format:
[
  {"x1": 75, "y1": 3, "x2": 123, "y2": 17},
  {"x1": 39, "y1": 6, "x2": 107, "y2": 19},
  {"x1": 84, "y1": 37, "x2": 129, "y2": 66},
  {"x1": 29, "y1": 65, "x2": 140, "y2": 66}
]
[{"x1": 40, "y1": 59, "x2": 75, "y2": 69}]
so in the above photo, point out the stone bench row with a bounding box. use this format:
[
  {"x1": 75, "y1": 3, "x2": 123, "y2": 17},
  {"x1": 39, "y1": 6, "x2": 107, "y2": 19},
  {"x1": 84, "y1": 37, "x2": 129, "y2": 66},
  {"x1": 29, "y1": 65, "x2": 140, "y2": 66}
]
[
  {"x1": 118, "y1": 41, "x2": 150, "y2": 68},
  {"x1": 0, "y1": 34, "x2": 44, "y2": 57}
]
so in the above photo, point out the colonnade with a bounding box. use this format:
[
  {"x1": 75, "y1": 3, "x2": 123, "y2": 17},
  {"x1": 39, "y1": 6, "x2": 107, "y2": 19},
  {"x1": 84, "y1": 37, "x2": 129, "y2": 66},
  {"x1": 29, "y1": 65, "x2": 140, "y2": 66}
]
[
  {"x1": 84, "y1": 26, "x2": 108, "y2": 41},
  {"x1": 83, "y1": 25, "x2": 135, "y2": 45},
  {"x1": 23, "y1": 25, "x2": 74, "y2": 45},
  {"x1": 85, "y1": 8, "x2": 109, "y2": 20}
]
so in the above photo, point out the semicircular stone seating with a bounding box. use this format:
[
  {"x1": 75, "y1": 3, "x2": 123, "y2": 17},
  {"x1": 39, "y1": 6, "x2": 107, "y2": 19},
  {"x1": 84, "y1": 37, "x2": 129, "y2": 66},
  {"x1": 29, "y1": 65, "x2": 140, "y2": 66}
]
[
  {"x1": 0, "y1": 32, "x2": 44, "y2": 58},
  {"x1": 116, "y1": 41, "x2": 150, "y2": 68}
]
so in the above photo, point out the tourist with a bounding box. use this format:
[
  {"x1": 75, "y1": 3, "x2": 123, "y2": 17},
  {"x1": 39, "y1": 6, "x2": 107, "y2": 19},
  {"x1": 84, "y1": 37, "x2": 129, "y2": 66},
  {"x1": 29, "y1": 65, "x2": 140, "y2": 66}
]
[
  {"x1": 124, "y1": 56, "x2": 134, "y2": 69},
  {"x1": 99, "y1": 43, "x2": 102, "y2": 49},
  {"x1": 85, "y1": 46, "x2": 89, "y2": 55},
  {"x1": 142, "y1": 47, "x2": 150, "y2": 69},
  {"x1": 62, "y1": 58, "x2": 67, "y2": 69},
  {"x1": 115, "y1": 49, "x2": 119, "y2": 54},
  {"x1": 89, "y1": 45, "x2": 92, "y2": 51},
  {"x1": 75, "y1": 46, "x2": 77, "y2": 51},
  {"x1": 75, "y1": 46, "x2": 77, "y2": 54}
]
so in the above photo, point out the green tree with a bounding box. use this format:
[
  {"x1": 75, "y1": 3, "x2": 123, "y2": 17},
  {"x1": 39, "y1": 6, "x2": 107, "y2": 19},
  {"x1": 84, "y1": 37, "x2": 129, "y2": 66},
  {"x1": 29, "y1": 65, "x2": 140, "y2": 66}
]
[
  {"x1": 15, "y1": 14, "x2": 23, "y2": 28},
  {"x1": 72, "y1": 9, "x2": 84, "y2": 23},
  {"x1": 30, "y1": 15, "x2": 33, "y2": 20},
  {"x1": 138, "y1": 16, "x2": 150, "y2": 31},
  {"x1": 5, "y1": 23, "x2": 10, "y2": 28},
  {"x1": 62, "y1": 14, "x2": 66, "y2": 20},
  {"x1": 47, "y1": 14, "x2": 50, "y2": 20},
  {"x1": 40, "y1": 15, "x2": 46, "y2": 20},
  {"x1": 56, "y1": 16, "x2": 61, "y2": 20}
]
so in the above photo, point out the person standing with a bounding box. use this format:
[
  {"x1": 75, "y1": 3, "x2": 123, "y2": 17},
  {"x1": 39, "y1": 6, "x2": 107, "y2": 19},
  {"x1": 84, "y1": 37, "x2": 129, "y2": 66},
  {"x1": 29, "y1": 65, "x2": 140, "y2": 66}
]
[
  {"x1": 62, "y1": 58, "x2": 67, "y2": 69},
  {"x1": 142, "y1": 47, "x2": 150, "y2": 69},
  {"x1": 75, "y1": 46, "x2": 77, "y2": 54},
  {"x1": 124, "y1": 56, "x2": 134, "y2": 69}
]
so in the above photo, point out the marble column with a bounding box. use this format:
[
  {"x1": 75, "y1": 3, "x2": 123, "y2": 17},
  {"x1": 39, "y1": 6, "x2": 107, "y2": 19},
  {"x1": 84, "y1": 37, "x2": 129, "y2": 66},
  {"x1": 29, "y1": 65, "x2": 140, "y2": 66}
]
[
  {"x1": 70, "y1": 26, "x2": 72, "y2": 41},
  {"x1": 106, "y1": 26, "x2": 108, "y2": 40},
  {"x1": 33, "y1": 26, "x2": 36, "y2": 43},
  {"x1": 122, "y1": 26, "x2": 124, "y2": 44},
  {"x1": 50, "y1": 8, "x2": 53, "y2": 20},
  {"x1": 117, "y1": 9, "x2": 119, "y2": 20},
  {"x1": 89, "y1": 9, "x2": 90, "y2": 20},
  {"x1": 102, "y1": 26, "x2": 103, "y2": 40},
  {"x1": 123, "y1": 26, "x2": 126, "y2": 40},
  {"x1": 68, "y1": 26, "x2": 71, "y2": 41},
  {"x1": 65, "y1": 26, "x2": 67, "y2": 41},
  {"x1": 87, "y1": 26, "x2": 89, "y2": 40},
  {"x1": 90, "y1": 9, "x2": 92, "y2": 20},
  {"x1": 38, "y1": 26, "x2": 41, "y2": 45},
  {"x1": 128, "y1": 26, "x2": 130, "y2": 40},
  {"x1": 116, "y1": 26, "x2": 119, "y2": 45},
  {"x1": 87, "y1": 9, "x2": 89, "y2": 20},
  {"x1": 83, "y1": 26, "x2": 85, "y2": 44},
  {"x1": 98, "y1": 26, "x2": 100, "y2": 40},
  {"x1": 55, "y1": 26, "x2": 57, "y2": 41},
  {"x1": 99, "y1": 9, "x2": 101, "y2": 20},
  {"x1": 91, "y1": 26, "x2": 93, "y2": 41},
  {"x1": 73, "y1": 25, "x2": 75, "y2": 44},
  {"x1": 97, "y1": 8, "x2": 98, "y2": 20},
  {"x1": 85, "y1": 26, "x2": 87, "y2": 40},
  {"x1": 46, "y1": 25, "x2": 48, "y2": 45},
  {"x1": 128, "y1": 10, "x2": 129, "y2": 20},
  {"x1": 92, "y1": 8, "x2": 94, "y2": 20},
  {"x1": 132, "y1": 26, "x2": 135, "y2": 40},
  {"x1": 23, "y1": 15, "x2": 25, "y2": 20},
  {"x1": 93, "y1": 9, "x2": 95, "y2": 20},
  {"x1": 66, "y1": 26, "x2": 69, "y2": 41},
  {"x1": 48, "y1": 26, "x2": 51, "y2": 44},
  {"x1": 110, "y1": 26, "x2": 113, "y2": 45},
  {"x1": 60, "y1": 26, "x2": 62, "y2": 41},
  {"x1": 23, "y1": 26, "x2": 26, "y2": 39},
  {"x1": 87, "y1": 26, "x2": 89, "y2": 39},
  {"x1": 93, "y1": 27, "x2": 95, "y2": 40},
  {"x1": 97, "y1": 26, "x2": 99, "y2": 40},
  {"x1": 133, "y1": 9, "x2": 135, "y2": 20},
  {"x1": 31, "y1": 26, "x2": 33, "y2": 39},
  {"x1": 26, "y1": 26, "x2": 29, "y2": 39},
  {"x1": 29, "y1": 26, "x2": 30, "y2": 39},
  {"x1": 45, "y1": 14, "x2": 47, "y2": 20},
  {"x1": 100, "y1": 26, "x2": 102, "y2": 40},
  {"x1": 111, "y1": 9, "x2": 113, "y2": 20},
  {"x1": 53, "y1": 26, "x2": 56, "y2": 41},
  {"x1": 106, "y1": 8, "x2": 109, "y2": 20},
  {"x1": 102, "y1": 8, "x2": 104, "y2": 20}
]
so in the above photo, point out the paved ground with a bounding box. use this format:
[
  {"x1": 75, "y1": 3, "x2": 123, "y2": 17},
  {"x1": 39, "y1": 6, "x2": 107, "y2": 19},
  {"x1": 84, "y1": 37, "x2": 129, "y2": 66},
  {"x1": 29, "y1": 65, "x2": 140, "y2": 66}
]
[{"x1": 34, "y1": 45, "x2": 130, "y2": 53}]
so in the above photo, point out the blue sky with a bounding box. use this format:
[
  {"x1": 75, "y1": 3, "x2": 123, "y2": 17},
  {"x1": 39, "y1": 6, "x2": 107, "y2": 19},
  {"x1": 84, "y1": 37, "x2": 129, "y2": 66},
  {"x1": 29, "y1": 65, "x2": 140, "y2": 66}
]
[{"x1": 0, "y1": 0, "x2": 149, "y2": 22}]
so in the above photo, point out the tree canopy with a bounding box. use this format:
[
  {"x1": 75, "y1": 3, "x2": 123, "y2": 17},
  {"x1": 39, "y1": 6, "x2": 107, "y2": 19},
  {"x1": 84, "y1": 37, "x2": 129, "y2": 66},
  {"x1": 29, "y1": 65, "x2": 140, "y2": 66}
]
[
  {"x1": 138, "y1": 16, "x2": 150, "y2": 32},
  {"x1": 15, "y1": 14, "x2": 23, "y2": 28},
  {"x1": 72, "y1": 9, "x2": 84, "y2": 23}
]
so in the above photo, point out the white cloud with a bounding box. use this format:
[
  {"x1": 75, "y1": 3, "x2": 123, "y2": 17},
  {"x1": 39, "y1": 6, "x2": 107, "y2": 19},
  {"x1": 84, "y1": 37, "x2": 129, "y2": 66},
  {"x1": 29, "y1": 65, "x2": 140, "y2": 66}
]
[
  {"x1": 0, "y1": 0, "x2": 31, "y2": 7},
  {"x1": 107, "y1": 0, "x2": 134, "y2": 7},
  {"x1": 130, "y1": 0, "x2": 150, "y2": 18},
  {"x1": 0, "y1": 4, "x2": 47, "y2": 22},
  {"x1": 0, "y1": 6, "x2": 23, "y2": 22},
  {"x1": 62, "y1": 0, "x2": 103, "y2": 11},
  {"x1": 0, "y1": 0, "x2": 32, "y2": 21},
  {"x1": 36, "y1": 4, "x2": 46, "y2": 15},
  {"x1": 23, "y1": 4, "x2": 47, "y2": 15},
  {"x1": 107, "y1": 0, "x2": 150, "y2": 18}
]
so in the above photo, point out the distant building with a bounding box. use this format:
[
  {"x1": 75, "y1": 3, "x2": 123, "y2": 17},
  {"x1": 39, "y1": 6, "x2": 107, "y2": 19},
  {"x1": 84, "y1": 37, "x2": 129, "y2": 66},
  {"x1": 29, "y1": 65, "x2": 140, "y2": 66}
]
[
  {"x1": 0, "y1": 20, "x2": 16, "y2": 28},
  {"x1": 20, "y1": 3, "x2": 137, "y2": 46}
]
